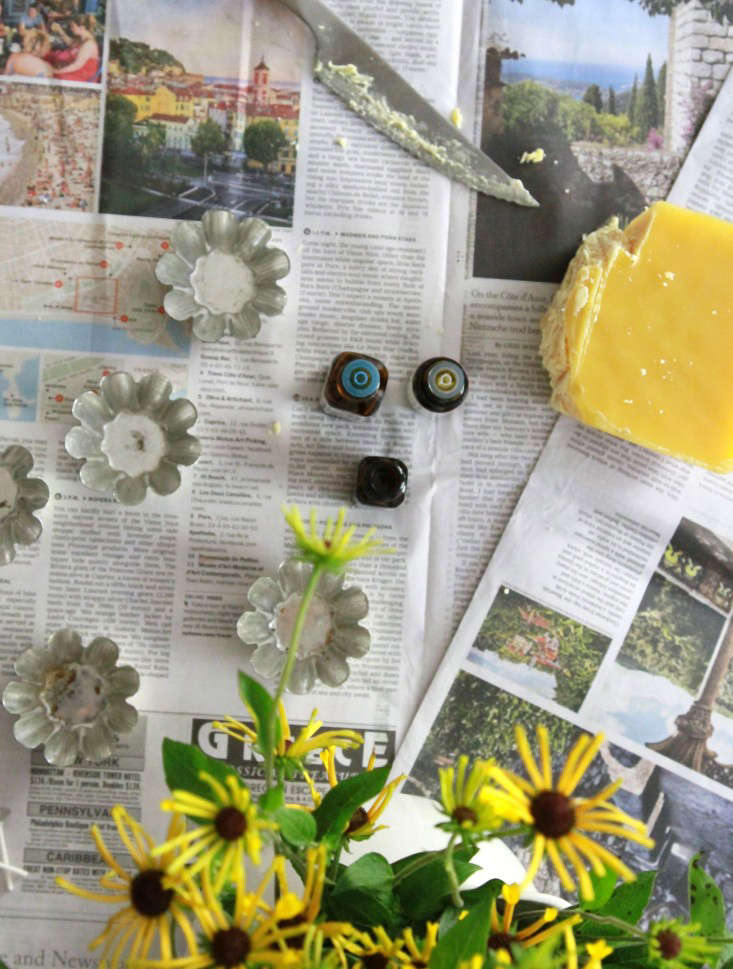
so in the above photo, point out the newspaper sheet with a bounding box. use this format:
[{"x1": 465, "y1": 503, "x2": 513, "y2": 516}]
[
  {"x1": 0, "y1": 0, "x2": 730, "y2": 956},
  {"x1": 396, "y1": 65, "x2": 733, "y2": 921}
]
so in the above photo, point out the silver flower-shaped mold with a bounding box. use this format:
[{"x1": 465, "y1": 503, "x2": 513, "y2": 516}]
[
  {"x1": 2, "y1": 628, "x2": 140, "y2": 767},
  {"x1": 237, "y1": 557, "x2": 371, "y2": 694},
  {"x1": 64, "y1": 371, "x2": 201, "y2": 506},
  {"x1": 155, "y1": 209, "x2": 290, "y2": 343},
  {"x1": 0, "y1": 445, "x2": 49, "y2": 566}
]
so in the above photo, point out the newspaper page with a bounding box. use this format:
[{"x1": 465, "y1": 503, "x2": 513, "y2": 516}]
[
  {"x1": 396, "y1": 32, "x2": 733, "y2": 921},
  {"x1": 0, "y1": 0, "x2": 467, "y2": 956}
]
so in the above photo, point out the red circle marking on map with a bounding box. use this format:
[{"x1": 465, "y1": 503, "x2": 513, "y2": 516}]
[
  {"x1": 54, "y1": 280, "x2": 62, "y2": 288},
  {"x1": 99, "y1": 259, "x2": 108, "y2": 269},
  {"x1": 55, "y1": 394, "x2": 63, "y2": 403},
  {"x1": 161, "y1": 241, "x2": 170, "y2": 250},
  {"x1": 115, "y1": 241, "x2": 124, "y2": 250},
  {"x1": 158, "y1": 306, "x2": 165, "y2": 314},
  {"x1": 120, "y1": 314, "x2": 129, "y2": 323}
]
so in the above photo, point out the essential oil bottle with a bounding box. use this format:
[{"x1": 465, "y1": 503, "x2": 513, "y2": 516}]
[
  {"x1": 407, "y1": 357, "x2": 468, "y2": 413},
  {"x1": 320, "y1": 351, "x2": 388, "y2": 420},
  {"x1": 355, "y1": 456, "x2": 408, "y2": 508}
]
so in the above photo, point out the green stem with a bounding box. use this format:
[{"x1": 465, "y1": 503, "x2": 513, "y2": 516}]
[
  {"x1": 392, "y1": 850, "x2": 443, "y2": 886},
  {"x1": 575, "y1": 910, "x2": 646, "y2": 938},
  {"x1": 264, "y1": 563, "x2": 325, "y2": 789},
  {"x1": 443, "y1": 833, "x2": 462, "y2": 908}
]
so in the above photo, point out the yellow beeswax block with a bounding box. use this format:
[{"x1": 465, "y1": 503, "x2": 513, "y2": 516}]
[{"x1": 540, "y1": 200, "x2": 733, "y2": 471}]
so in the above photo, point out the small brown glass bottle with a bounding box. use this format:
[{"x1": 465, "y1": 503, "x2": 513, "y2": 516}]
[
  {"x1": 408, "y1": 357, "x2": 468, "y2": 413},
  {"x1": 355, "y1": 456, "x2": 408, "y2": 508},
  {"x1": 320, "y1": 352, "x2": 389, "y2": 421}
]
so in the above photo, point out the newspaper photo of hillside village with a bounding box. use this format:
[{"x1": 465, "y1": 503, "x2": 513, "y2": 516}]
[{"x1": 100, "y1": 0, "x2": 305, "y2": 226}]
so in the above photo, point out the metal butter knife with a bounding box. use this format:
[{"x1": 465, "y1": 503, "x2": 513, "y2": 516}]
[{"x1": 278, "y1": 0, "x2": 538, "y2": 207}]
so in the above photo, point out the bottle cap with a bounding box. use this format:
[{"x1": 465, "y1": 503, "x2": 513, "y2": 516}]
[{"x1": 340, "y1": 358, "x2": 381, "y2": 398}]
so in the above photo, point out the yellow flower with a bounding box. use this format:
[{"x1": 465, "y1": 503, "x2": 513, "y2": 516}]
[
  {"x1": 439, "y1": 755, "x2": 500, "y2": 834},
  {"x1": 152, "y1": 770, "x2": 277, "y2": 893},
  {"x1": 319, "y1": 748, "x2": 404, "y2": 839},
  {"x1": 283, "y1": 504, "x2": 390, "y2": 572},
  {"x1": 395, "y1": 923, "x2": 439, "y2": 967},
  {"x1": 343, "y1": 926, "x2": 405, "y2": 968},
  {"x1": 56, "y1": 806, "x2": 198, "y2": 969},
  {"x1": 487, "y1": 883, "x2": 580, "y2": 958},
  {"x1": 647, "y1": 919, "x2": 722, "y2": 969},
  {"x1": 565, "y1": 927, "x2": 614, "y2": 969},
  {"x1": 130, "y1": 860, "x2": 300, "y2": 969},
  {"x1": 484, "y1": 726, "x2": 654, "y2": 899}
]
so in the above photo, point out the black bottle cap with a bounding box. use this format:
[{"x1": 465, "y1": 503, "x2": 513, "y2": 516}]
[{"x1": 355, "y1": 456, "x2": 408, "y2": 508}]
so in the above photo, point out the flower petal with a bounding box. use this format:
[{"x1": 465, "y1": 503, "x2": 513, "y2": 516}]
[
  {"x1": 316, "y1": 652, "x2": 350, "y2": 688},
  {"x1": 10, "y1": 505, "x2": 42, "y2": 546},
  {"x1": 202, "y1": 209, "x2": 239, "y2": 253},
  {"x1": 288, "y1": 660, "x2": 316, "y2": 694},
  {"x1": 332, "y1": 624, "x2": 371, "y2": 658},
  {"x1": 137, "y1": 372, "x2": 173, "y2": 417},
  {"x1": 250, "y1": 248, "x2": 290, "y2": 282},
  {"x1": 278, "y1": 558, "x2": 311, "y2": 596},
  {"x1": 155, "y1": 251, "x2": 193, "y2": 289},
  {"x1": 237, "y1": 610, "x2": 274, "y2": 646},
  {"x1": 0, "y1": 522, "x2": 16, "y2": 566},
  {"x1": 83, "y1": 636, "x2": 119, "y2": 672},
  {"x1": 251, "y1": 643, "x2": 286, "y2": 679},
  {"x1": 166, "y1": 435, "x2": 201, "y2": 467},
  {"x1": 113, "y1": 475, "x2": 148, "y2": 506},
  {"x1": 161, "y1": 399, "x2": 198, "y2": 437},
  {"x1": 43, "y1": 727, "x2": 80, "y2": 767},
  {"x1": 81, "y1": 721, "x2": 114, "y2": 763},
  {"x1": 14, "y1": 645, "x2": 52, "y2": 683},
  {"x1": 171, "y1": 221, "x2": 207, "y2": 267},
  {"x1": 251, "y1": 284, "x2": 287, "y2": 316},
  {"x1": 236, "y1": 217, "x2": 271, "y2": 260},
  {"x1": 48, "y1": 629, "x2": 84, "y2": 664},
  {"x1": 228, "y1": 305, "x2": 261, "y2": 340},
  {"x1": 14, "y1": 709, "x2": 55, "y2": 749},
  {"x1": 72, "y1": 390, "x2": 113, "y2": 434},
  {"x1": 316, "y1": 571, "x2": 344, "y2": 598},
  {"x1": 65, "y1": 425, "x2": 103, "y2": 460},
  {"x1": 17, "y1": 476, "x2": 50, "y2": 511},
  {"x1": 332, "y1": 587, "x2": 369, "y2": 622},
  {"x1": 164, "y1": 288, "x2": 198, "y2": 322},
  {"x1": 192, "y1": 311, "x2": 227, "y2": 342},
  {"x1": 247, "y1": 576, "x2": 283, "y2": 613},
  {"x1": 107, "y1": 666, "x2": 140, "y2": 699},
  {"x1": 101, "y1": 372, "x2": 138, "y2": 414},
  {"x1": 2, "y1": 681, "x2": 40, "y2": 715},
  {"x1": 1, "y1": 445, "x2": 33, "y2": 477},
  {"x1": 79, "y1": 458, "x2": 120, "y2": 493},
  {"x1": 149, "y1": 460, "x2": 181, "y2": 496},
  {"x1": 105, "y1": 699, "x2": 138, "y2": 734}
]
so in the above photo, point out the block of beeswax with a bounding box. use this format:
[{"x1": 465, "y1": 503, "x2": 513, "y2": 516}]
[{"x1": 540, "y1": 201, "x2": 733, "y2": 471}]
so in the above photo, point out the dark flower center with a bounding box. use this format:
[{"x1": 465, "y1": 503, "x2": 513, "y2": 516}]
[
  {"x1": 363, "y1": 955, "x2": 389, "y2": 969},
  {"x1": 130, "y1": 869, "x2": 174, "y2": 917},
  {"x1": 530, "y1": 790, "x2": 576, "y2": 838},
  {"x1": 657, "y1": 929, "x2": 683, "y2": 960},
  {"x1": 276, "y1": 913, "x2": 307, "y2": 949},
  {"x1": 346, "y1": 806, "x2": 370, "y2": 834},
  {"x1": 488, "y1": 932, "x2": 515, "y2": 954},
  {"x1": 452, "y1": 805, "x2": 478, "y2": 825},
  {"x1": 212, "y1": 927, "x2": 251, "y2": 967},
  {"x1": 215, "y1": 806, "x2": 247, "y2": 841}
]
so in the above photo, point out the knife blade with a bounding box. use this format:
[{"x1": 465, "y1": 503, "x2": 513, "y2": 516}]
[{"x1": 278, "y1": 0, "x2": 538, "y2": 207}]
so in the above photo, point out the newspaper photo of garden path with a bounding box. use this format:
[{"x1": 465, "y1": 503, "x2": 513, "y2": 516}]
[
  {"x1": 100, "y1": 0, "x2": 306, "y2": 226},
  {"x1": 469, "y1": 585, "x2": 611, "y2": 712},
  {"x1": 585, "y1": 517, "x2": 733, "y2": 792},
  {"x1": 403, "y1": 671, "x2": 733, "y2": 921},
  {"x1": 475, "y1": 0, "x2": 728, "y2": 281}
]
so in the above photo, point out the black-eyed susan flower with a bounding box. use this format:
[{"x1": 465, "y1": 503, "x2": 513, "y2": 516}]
[
  {"x1": 487, "y1": 883, "x2": 580, "y2": 959},
  {"x1": 483, "y1": 726, "x2": 654, "y2": 899},
  {"x1": 153, "y1": 770, "x2": 277, "y2": 892},
  {"x1": 343, "y1": 926, "x2": 405, "y2": 968},
  {"x1": 438, "y1": 755, "x2": 500, "y2": 836},
  {"x1": 647, "y1": 919, "x2": 722, "y2": 969},
  {"x1": 283, "y1": 504, "x2": 389, "y2": 572},
  {"x1": 214, "y1": 703, "x2": 363, "y2": 781},
  {"x1": 56, "y1": 806, "x2": 197, "y2": 969},
  {"x1": 318, "y1": 748, "x2": 404, "y2": 840},
  {"x1": 394, "y1": 922, "x2": 438, "y2": 967}
]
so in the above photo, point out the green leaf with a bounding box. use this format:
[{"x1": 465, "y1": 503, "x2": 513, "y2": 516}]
[
  {"x1": 429, "y1": 895, "x2": 492, "y2": 969},
  {"x1": 312, "y1": 765, "x2": 390, "y2": 847},
  {"x1": 689, "y1": 853, "x2": 725, "y2": 937},
  {"x1": 275, "y1": 807, "x2": 317, "y2": 848},
  {"x1": 577, "y1": 871, "x2": 656, "y2": 938},
  {"x1": 394, "y1": 846, "x2": 479, "y2": 922},
  {"x1": 0, "y1": 960, "x2": 10, "y2": 969},
  {"x1": 162, "y1": 737, "x2": 239, "y2": 801},
  {"x1": 581, "y1": 867, "x2": 619, "y2": 911},
  {"x1": 328, "y1": 852, "x2": 397, "y2": 930},
  {"x1": 259, "y1": 785, "x2": 285, "y2": 814},
  {"x1": 238, "y1": 671, "x2": 281, "y2": 760}
]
